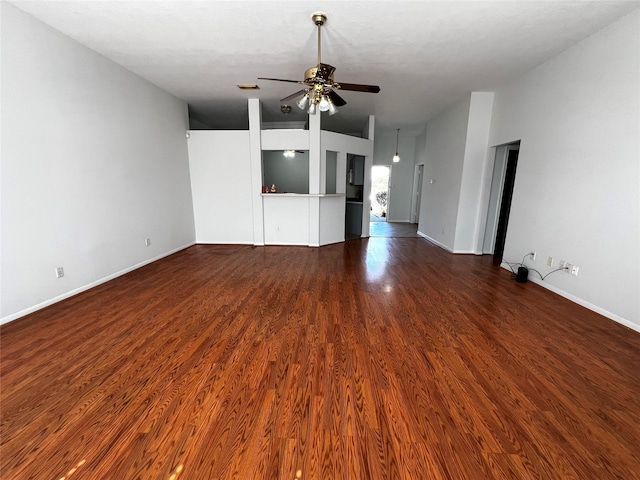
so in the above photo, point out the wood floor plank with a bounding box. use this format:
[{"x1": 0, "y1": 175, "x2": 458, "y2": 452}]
[{"x1": 2, "y1": 240, "x2": 639, "y2": 479}]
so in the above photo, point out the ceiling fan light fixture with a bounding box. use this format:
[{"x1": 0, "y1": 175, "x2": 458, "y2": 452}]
[
  {"x1": 393, "y1": 128, "x2": 401, "y2": 163},
  {"x1": 318, "y1": 95, "x2": 330, "y2": 112},
  {"x1": 308, "y1": 102, "x2": 318, "y2": 115},
  {"x1": 296, "y1": 93, "x2": 309, "y2": 110},
  {"x1": 328, "y1": 100, "x2": 339, "y2": 116}
]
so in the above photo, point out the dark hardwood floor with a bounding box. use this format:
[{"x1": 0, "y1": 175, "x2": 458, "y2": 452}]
[{"x1": 2, "y1": 239, "x2": 639, "y2": 479}]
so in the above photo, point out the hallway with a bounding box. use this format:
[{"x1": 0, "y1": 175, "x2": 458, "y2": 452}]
[{"x1": 369, "y1": 221, "x2": 419, "y2": 237}]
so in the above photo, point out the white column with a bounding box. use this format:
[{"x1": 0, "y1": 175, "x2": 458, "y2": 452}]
[
  {"x1": 308, "y1": 113, "x2": 321, "y2": 246},
  {"x1": 361, "y1": 115, "x2": 375, "y2": 237},
  {"x1": 248, "y1": 98, "x2": 264, "y2": 245}
]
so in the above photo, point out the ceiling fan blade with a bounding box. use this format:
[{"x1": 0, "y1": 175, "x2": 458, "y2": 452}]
[
  {"x1": 258, "y1": 77, "x2": 304, "y2": 84},
  {"x1": 327, "y1": 89, "x2": 347, "y2": 107},
  {"x1": 316, "y1": 63, "x2": 336, "y2": 81},
  {"x1": 335, "y1": 82, "x2": 381, "y2": 93},
  {"x1": 280, "y1": 89, "x2": 308, "y2": 103}
]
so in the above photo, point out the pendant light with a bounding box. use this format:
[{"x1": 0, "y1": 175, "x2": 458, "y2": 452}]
[{"x1": 393, "y1": 128, "x2": 400, "y2": 163}]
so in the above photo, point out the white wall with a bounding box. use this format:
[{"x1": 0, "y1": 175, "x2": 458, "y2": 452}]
[
  {"x1": 415, "y1": 129, "x2": 427, "y2": 166},
  {"x1": 319, "y1": 196, "x2": 346, "y2": 245},
  {"x1": 187, "y1": 131, "x2": 253, "y2": 244},
  {"x1": 455, "y1": 92, "x2": 494, "y2": 253},
  {"x1": 321, "y1": 127, "x2": 375, "y2": 236},
  {"x1": 373, "y1": 133, "x2": 417, "y2": 222},
  {"x1": 0, "y1": 3, "x2": 196, "y2": 323},
  {"x1": 263, "y1": 195, "x2": 309, "y2": 245},
  {"x1": 411, "y1": 130, "x2": 428, "y2": 223},
  {"x1": 489, "y1": 9, "x2": 639, "y2": 328},
  {"x1": 417, "y1": 96, "x2": 471, "y2": 250}
]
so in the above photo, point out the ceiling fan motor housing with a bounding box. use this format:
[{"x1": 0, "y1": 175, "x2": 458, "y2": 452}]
[{"x1": 304, "y1": 66, "x2": 334, "y2": 84}]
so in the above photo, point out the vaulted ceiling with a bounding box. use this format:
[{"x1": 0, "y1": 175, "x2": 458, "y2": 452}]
[{"x1": 9, "y1": 0, "x2": 639, "y2": 135}]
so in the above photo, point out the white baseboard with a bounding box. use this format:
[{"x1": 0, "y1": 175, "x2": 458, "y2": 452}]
[
  {"x1": 417, "y1": 231, "x2": 453, "y2": 252},
  {"x1": 196, "y1": 240, "x2": 254, "y2": 245},
  {"x1": 1, "y1": 242, "x2": 196, "y2": 326},
  {"x1": 499, "y1": 263, "x2": 640, "y2": 333},
  {"x1": 265, "y1": 242, "x2": 309, "y2": 247}
]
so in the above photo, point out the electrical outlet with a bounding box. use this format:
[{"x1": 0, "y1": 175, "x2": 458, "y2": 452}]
[
  {"x1": 531, "y1": 252, "x2": 537, "y2": 261},
  {"x1": 565, "y1": 263, "x2": 573, "y2": 273},
  {"x1": 570, "y1": 265, "x2": 579, "y2": 276},
  {"x1": 55, "y1": 267, "x2": 64, "y2": 278},
  {"x1": 145, "y1": 238, "x2": 151, "y2": 246},
  {"x1": 547, "y1": 256, "x2": 554, "y2": 267}
]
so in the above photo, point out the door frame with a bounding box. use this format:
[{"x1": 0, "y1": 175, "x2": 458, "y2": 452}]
[
  {"x1": 370, "y1": 165, "x2": 392, "y2": 222},
  {"x1": 410, "y1": 164, "x2": 424, "y2": 224},
  {"x1": 492, "y1": 147, "x2": 519, "y2": 264},
  {"x1": 481, "y1": 142, "x2": 520, "y2": 256}
]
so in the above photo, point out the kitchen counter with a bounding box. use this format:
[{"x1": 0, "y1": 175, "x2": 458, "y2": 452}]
[{"x1": 262, "y1": 193, "x2": 345, "y2": 246}]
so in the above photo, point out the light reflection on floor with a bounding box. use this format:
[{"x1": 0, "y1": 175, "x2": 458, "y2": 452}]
[
  {"x1": 57, "y1": 459, "x2": 86, "y2": 480},
  {"x1": 364, "y1": 237, "x2": 391, "y2": 283}
]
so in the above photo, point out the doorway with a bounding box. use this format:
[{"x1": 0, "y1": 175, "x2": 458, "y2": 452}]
[
  {"x1": 370, "y1": 166, "x2": 390, "y2": 222},
  {"x1": 488, "y1": 145, "x2": 519, "y2": 264}
]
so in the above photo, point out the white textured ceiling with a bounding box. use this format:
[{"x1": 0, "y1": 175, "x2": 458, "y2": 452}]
[{"x1": 8, "y1": 0, "x2": 639, "y2": 135}]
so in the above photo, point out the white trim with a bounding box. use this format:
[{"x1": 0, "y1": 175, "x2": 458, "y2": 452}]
[
  {"x1": 499, "y1": 263, "x2": 640, "y2": 333},
  {"x1": 0, "y1": 242, "x2": 196, "y2": 325},
  {"x1": 411, "y1": 164, "x2": 425, "y2": 225},
  {"x1": 196, "y1": 241, "x2": 253, "y2": 245},
  {"x1": 417, "y1": 231, "x2": 453, "y2": 252},
  {"x1": 264, "y1": 242, "x2": 310, "y2": 247}
]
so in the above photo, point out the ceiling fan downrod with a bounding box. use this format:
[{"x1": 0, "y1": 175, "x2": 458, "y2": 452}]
[{"x1": 312, "y1": 12, "x2": 327, "y2": 67}]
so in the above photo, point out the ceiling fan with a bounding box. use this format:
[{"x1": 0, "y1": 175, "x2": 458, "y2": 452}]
[{"x1": 258, "y1": 12, "x2": 380, "y2": 116}]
